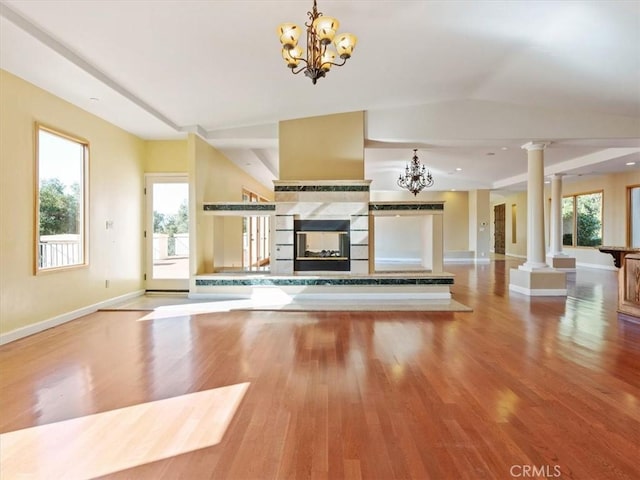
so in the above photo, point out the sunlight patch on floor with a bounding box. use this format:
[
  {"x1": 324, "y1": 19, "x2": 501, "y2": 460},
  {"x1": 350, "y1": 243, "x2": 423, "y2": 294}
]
[
  {"x1": 137, "y1": 290, "x2": 295, "y2": 321},
  {"x1": 0, "y1": 382, "x2": 250, "y2": 479}
]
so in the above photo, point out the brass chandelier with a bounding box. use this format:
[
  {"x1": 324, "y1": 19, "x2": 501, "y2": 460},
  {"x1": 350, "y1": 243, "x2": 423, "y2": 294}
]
[
  {"x1": 398, "y1": 149, "x2": 434, "y2": 196},
  {"x1": 277, "y1": 0, "x2": 357, "y2": 84}
]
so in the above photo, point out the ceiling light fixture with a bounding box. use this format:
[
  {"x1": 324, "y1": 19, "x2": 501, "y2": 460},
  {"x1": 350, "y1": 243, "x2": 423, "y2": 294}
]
[
  {"x1": 277, "y1": 0, "x2": 357, "y2": 84},
  {"x1": 626, "y1": 161, "x2": 636, "y2": 166},
  {"x1": 397, "y1": 149, "x2": 434, "y2": 196}
]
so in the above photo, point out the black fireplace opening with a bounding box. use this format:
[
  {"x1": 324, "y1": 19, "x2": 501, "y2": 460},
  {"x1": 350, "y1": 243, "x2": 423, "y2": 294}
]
[{"x1": 294, "y1": 219, "x2": 350, "y2": 272}]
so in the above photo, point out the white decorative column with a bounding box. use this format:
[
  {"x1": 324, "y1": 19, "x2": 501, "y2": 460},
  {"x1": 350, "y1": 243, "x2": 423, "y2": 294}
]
[
  {"x1": 522, "y1": 142, "x2": 548, "y2": 270},
  {"x1": 509, "y1": 142, "x2": 567, "y2": 296},
  {"x1": 547, "y1": 173, "x2": 576, "y2": 270}
]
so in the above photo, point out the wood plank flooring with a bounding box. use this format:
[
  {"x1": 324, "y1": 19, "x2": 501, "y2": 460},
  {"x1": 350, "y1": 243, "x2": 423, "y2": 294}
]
[{"x1": 1, "y1": 257, "x2": 639, "y2": 479}]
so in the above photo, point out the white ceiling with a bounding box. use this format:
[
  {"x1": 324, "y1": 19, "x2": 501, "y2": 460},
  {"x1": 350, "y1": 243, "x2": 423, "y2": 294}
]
[{"x1": 1, "y1": 0, "x2": 639, "y2": 193}]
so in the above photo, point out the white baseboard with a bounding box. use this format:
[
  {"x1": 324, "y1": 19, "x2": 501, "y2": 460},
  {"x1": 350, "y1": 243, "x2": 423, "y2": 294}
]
[
  {"x1": 375, "y1": 257, "x2": 421, "y2": 264},
  {"x1": 508, "y1": 284, "x2": 568, "y2": 296},
  {"x1": 444, "y1": 258, "x2": 491, "y2": 264},
  {"x1": 0, "y1": 290, "x2": 145, "y2": 345}
]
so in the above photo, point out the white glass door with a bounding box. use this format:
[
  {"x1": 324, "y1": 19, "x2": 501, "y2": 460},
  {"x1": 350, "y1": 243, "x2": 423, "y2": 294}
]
[
  {"x1": 145, "y1": 175, "x2": 189, "y2": 291},
  {"x1": 241, "y1": 190, "x2": 270, "y2": 271}
]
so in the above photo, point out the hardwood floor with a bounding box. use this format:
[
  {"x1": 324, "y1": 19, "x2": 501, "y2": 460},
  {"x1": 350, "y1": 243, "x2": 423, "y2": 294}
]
[{"x1": 1, "y1": 257, "x2": 639, "y2": 479}]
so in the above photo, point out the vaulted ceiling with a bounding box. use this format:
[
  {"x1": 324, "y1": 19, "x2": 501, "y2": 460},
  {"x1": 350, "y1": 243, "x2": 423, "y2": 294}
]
[{"x1": 1, "y1": 0, "x2": 639, "y2": 193}]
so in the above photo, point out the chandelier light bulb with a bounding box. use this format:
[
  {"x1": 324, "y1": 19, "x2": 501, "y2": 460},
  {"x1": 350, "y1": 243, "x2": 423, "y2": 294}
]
[
  {"x1": 334, "y1": 33, "x2": 357, "y2": 59},
  {"x1": 312, "y1": 16, "x2": 339, "y2": 44},
  {"x1": 278, "y1": 23, "x2": 301, "y2": 50},
  {"x1": 282, "y1": 46, "x2": 304, "y2": 68},
  {"x1": 320, "y1": 49, "x2": 337, "y2": 71}
]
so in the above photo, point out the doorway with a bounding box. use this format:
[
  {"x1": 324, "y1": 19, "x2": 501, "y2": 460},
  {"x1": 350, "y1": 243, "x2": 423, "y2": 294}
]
[
  {"x1": 145, "y1": 175, "x2": 189, "y2": 291},
  {"x1": 242, "y1": 189, "x2": 270, "y2": 271},
  {"x1": 494, "y1": 204, "x2": 506, "y2": 254}
]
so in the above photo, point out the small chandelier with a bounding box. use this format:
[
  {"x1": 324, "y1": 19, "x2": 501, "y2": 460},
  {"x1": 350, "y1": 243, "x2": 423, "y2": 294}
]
[
  {"x1": 398, "y1": 149, "x2": 434, "y2": 196},
  {"x1": 277, "y1": 0, "x2": 357, "y2": 84}
]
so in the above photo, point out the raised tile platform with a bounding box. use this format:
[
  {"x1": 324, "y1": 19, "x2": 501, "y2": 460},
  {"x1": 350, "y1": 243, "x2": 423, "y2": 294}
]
[{"x1": 191, "y1": 272, "x2": 454, "y2": 300}]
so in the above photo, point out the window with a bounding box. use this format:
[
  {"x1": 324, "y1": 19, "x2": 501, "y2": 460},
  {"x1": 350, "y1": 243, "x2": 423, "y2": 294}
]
[
  {"x1": 562, "y1": 191, "x2": 603, "y2": 247},
  {"x1": 35, "y1": 125, "x2": 88, "y2": 271},
  {"x1": 511, "y1": 204, "x2": 517, "y2": 243},
  {"x1": 629, "y1": 185, "x2": 640, "y2": 248}
]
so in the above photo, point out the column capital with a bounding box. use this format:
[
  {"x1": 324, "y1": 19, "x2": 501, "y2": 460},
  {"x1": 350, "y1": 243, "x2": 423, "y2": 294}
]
[
  {"x1": 521, "y1": 141, "x2": 550, "y2": 151},
  {"x1": 550, "y1": 173, "x2": 566, "y2": 179}
]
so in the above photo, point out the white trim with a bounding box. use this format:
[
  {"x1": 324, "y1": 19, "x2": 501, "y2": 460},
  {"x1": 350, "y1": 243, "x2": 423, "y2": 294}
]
[
  {"x1": 443, "y1": 257, "x2": 491, "y2": 264},
  {"x1": 521, "y1": 141, "x2": 550, "y2": 151},
  {"x1": 519, "y1": 262, "x2": 551, "y2": 272},
  {"x1": 505, "y1": 253, "x2": 527, "y2": 259},
  {"x1": 508, "y1": 284, "x2": 568, "y2": 296},
  {"x1": 575, "y1": 262, "x2": 617, "y2": 271},
  {"x1": 144, "y1": 172, "x2": 188, "y2": 179},
  {"x1": 0, "y1": 290, "x2": 144, "y2": 345},
  {"x1": 375, "y1": 257, "x2": 421, "y2": 264}
]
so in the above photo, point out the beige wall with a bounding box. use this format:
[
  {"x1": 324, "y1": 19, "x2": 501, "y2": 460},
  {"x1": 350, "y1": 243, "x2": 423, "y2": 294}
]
[
  {"x1": 0, "y1": 70, "x2": 145, "y2": 335},
  {"x1": 375, "y1": 216, "x2": 423, "y2": 261},
  {"x1": 145, "y1": 139, "x2": 188, "y2": 172},
  {"x1": 469, "y1": 189, "x2": 491, "y2": 259},
  {"x1": 370, "y1": 190, "x2": 470, "y2": 253},
  {"x1": 189, "y1": 134, "x2": 273, "y2": 275},
  {"x1": 279, "y1": 111, "x2": 364, "y2": 180},
  {"x1": 491, "y1": 191, "x2": 528, "y2": 258}
]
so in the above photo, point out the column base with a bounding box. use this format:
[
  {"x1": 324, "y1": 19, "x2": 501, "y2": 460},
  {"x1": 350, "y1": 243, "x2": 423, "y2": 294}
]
[
  {"x1": 519, "y1": 262, "x2": 550, "y2": 272},
  {"x1": 509, "y1": 268, "x2": 567, "y2": 296},
  {"x1": 547, "y1": 254, "x2": 576, "y2": 271}
]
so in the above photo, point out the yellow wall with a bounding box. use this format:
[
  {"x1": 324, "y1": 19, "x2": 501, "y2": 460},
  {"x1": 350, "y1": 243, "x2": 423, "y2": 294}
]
[
  {"x1": 189, "y1": 134, "x2": 273, "y2": 275},
  {"x1": 279, "y1": 111, "x2": 364, "y2": 180},
  {"x1": 145, "y1": 139, "x2": 188, "y2": 172},
  {"x1": 0, "y1": 70, "x2": 145, "y2": 335},
  {"x1": 468, "y1": 189, "x2": 491, "y2": 258}
]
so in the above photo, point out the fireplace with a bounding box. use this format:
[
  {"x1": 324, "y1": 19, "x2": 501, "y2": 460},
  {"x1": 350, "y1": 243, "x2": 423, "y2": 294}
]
[{"x1": 294, "y1": 219, "x2": 350, "y2": 272}]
